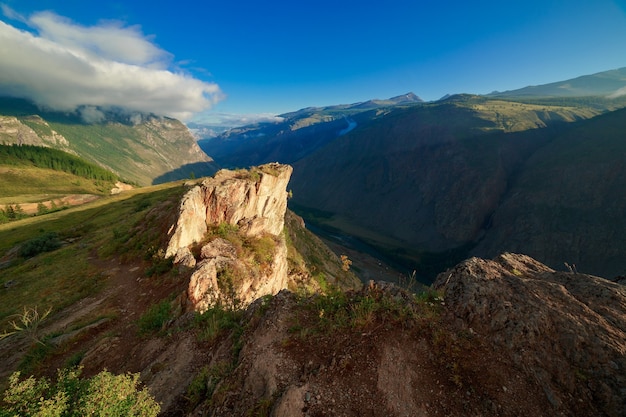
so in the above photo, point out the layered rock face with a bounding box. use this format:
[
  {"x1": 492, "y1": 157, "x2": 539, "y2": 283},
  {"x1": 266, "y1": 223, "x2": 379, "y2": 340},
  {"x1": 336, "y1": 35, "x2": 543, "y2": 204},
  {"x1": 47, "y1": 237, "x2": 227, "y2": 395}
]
[
  {"x1": 165, "y1": 164, "x2": 293, "y2": 311},
  {"x1": 434, "y1": 253, "x2": 626, "y2": 416}
]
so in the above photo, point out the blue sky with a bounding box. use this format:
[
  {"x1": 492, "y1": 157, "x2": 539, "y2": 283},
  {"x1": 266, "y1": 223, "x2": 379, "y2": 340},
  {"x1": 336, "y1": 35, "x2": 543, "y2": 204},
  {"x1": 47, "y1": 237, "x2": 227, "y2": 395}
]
[{"x1": 1, "y1": 0, "x2": 626, "y2": 125}]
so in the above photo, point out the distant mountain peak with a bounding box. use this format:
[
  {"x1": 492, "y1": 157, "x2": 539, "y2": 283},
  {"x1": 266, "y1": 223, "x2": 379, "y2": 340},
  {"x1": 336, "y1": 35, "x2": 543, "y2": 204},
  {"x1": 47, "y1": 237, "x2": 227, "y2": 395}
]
[{"x1": 388, "y1": 92, "x2": 423, "y2": 103}]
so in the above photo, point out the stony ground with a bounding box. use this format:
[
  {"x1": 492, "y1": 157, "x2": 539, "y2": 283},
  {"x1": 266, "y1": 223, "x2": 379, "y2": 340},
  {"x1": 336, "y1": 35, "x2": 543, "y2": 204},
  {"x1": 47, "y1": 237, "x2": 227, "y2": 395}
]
[{"x1": 1, "y1": 252, "x2": 624, "y2": 417}]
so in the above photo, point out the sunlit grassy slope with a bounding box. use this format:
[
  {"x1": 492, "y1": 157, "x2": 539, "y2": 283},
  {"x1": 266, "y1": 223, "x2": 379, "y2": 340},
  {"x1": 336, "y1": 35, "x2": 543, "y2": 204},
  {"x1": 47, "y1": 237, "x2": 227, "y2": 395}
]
[{"x1": 0, "y1": 182, "x2": 186, "y2": 326}]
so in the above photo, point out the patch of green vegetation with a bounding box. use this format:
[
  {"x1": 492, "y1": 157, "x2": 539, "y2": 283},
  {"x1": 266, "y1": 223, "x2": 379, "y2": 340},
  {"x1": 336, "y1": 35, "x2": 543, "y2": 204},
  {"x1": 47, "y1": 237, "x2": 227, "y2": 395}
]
[
  {"x1": 314, "y1": 273, "x2": 328, "y2": 292},
  {"x1": 64, "y1": 350, "x2": 86, "y2": 369},
  {"x1": 0, "y1": 144, "x2": 118, "y2": 182},
  {"x1": 283, "y1": 210, "x2": 360, "y2": 292},
  {"x1": 144, "y1": 247, "x2": 174, "y2": 277},
  {"x1": 185, "y1": 361, "x2": 233, "y2": 412},
  {"x1": 17, "y1": 232, "x2": 62, "y2": 258},
  {"x1": 246, "y1": 397, "x2": 275, "y2": 417},
  {"x1": 289, "y1": 285, "x2": 444, "y2": 338},
  {"x1": 137, "y1": 299, "x2": 174, "y2": 336},
  {"x1": 0, "y1": 306, "x2": 52, "y2": 346},
  {"x1": 200, "y1": 222, "x2": 280, "y2": 288},
  {"x1": 18, "y1": 337, "x2": 55, "y2": 374},
  {"x1": 97, "y1": 187, "x2": 186, "y2": 264},
  {"x1": 193, "y1": 305, "x2": 243, "y2": 344},
  {"x1": 1, "y1": 367, "x2": 160, "y2": 416},
  {"x1": 0, "y1": 245, "x2": 101, "y2": 326}
]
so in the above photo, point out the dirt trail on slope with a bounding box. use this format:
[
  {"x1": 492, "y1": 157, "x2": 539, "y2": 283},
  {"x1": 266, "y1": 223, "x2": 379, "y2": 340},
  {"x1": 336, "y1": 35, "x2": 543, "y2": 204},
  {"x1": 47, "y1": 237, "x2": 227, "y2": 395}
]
[{"x1": 12, "y1": 194, "x2": 100, "y2": 215}]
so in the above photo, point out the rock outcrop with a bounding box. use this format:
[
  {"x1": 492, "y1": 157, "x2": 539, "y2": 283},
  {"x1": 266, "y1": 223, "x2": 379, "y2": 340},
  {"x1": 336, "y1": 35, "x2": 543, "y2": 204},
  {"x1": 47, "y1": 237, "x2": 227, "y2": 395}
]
[
  {"x1": 0, "y1": 115, "x2": 70, "y2": 148},
  {"x1": 166, "y1": 164, "x2": 292, "y2": 258},
  {"x1": 185, "y1": 253, "x2": 625, "y2": 417},
  {"x1": 434, "y1": 253, "x2": 626, "y2": 416},
  {"x1": 165, "y1": 164, "x2": 293, "y2": 311}
]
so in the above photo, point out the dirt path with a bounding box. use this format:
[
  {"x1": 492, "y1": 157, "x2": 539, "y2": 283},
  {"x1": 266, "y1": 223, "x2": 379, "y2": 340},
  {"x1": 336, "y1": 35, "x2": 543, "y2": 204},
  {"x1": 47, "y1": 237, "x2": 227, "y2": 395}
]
[{"x1": 11, "y1": 194, "x2": 101, "y2": 215}]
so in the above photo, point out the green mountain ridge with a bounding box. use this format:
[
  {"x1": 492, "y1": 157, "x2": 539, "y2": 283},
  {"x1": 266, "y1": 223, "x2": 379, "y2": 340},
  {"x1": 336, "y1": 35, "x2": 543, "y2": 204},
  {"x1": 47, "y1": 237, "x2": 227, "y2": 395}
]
[
  {"x1": 0, "y1": 97, "x2": 218, "y2": 186},
  {"x1": 199, "y1": 67, "x2": 626, "y2": 279},
  {"x1": 490, "y1": 66, "x2": 626, "y2": 98}
]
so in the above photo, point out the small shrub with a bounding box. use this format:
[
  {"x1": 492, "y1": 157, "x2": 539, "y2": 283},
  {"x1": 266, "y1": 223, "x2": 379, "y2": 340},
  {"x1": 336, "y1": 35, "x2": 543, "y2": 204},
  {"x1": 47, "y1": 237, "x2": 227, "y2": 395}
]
[
  {"x1": 193, "y1": 305, "x2": 242, "y2": 343},
  {"x1": 36, "y1": 202, "x2": 49, "y2": 216},
  {"x1": 186, "y1": 362, "x2": 231, "y2": 409},
  {"x1": 1, "y1": 367, "x2": 160, "y2": 416},
  {"x1": 18, "y1": 233, "x2": 62, "y2": 258},
  {"x1": 0, "y1": 306, "x2": 52, "y2": 345},
  {"x1": 144, "y1": 247, "x2": 173, "y2": 277},
  {"x1": 215, "y1": 222, "x2": 237, "y2": 237},
  {"x1": 215, "y1": 265, "x2": 243, "y2": 309},
  {"x1": 248, "y1": 235, "x2": 277, "y2": 266},
  {"x1": 314, "y1": 273, "x2": 328, "y2": 292},
  {"x1": 137, "y1": 300, "x2": 172, "y2": 335},
  {"x1": 247, "y1": 397, "x2": 274, "y2": 417}
]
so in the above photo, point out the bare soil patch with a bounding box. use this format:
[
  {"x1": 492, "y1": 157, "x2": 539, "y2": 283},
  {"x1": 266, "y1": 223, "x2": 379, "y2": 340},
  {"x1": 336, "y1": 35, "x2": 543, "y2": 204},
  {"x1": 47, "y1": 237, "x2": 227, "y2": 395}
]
[{"x1": 15, "y1": 194, "x2": 100, "y2": 214}]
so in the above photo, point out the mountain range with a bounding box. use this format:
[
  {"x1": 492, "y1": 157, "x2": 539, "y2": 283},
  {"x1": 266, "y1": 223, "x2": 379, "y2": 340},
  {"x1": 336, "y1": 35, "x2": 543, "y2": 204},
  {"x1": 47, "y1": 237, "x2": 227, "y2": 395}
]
[{"x1": 199, "y1": 67, "x2": 626, "y2": 279}]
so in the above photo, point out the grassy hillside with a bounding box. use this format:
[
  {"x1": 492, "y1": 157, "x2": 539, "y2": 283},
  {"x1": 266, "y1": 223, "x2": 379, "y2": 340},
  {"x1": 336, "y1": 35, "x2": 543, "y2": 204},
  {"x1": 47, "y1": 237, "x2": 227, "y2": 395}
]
[
  {"x1": 0, "y1": 144, "x2": 117, "y2": 181},
  {"x1": 0, "y1": 183, "x2": 184, "y2": 325},
  {"x1": 0, "y1": 166, "x2": 114, "y2": 203},
  {"x1": 0, "y1": 145, "x2": 120, "y2": 222},
  {"x1": 0, "y1": 170, "x2": 357, "y2": 384},
  {"x1": 0, "y1": 97, "x2": 218, "y2": 186}
]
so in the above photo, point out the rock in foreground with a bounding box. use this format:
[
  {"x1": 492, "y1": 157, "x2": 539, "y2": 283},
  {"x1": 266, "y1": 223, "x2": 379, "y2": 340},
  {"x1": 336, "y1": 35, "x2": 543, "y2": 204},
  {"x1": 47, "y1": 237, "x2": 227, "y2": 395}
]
[
  {"x1": 434, "y1": 253, "x2": 626, "y2": 416},
  {"x1": 183, "y1": 253, "x2": 625, "y2": 416}
]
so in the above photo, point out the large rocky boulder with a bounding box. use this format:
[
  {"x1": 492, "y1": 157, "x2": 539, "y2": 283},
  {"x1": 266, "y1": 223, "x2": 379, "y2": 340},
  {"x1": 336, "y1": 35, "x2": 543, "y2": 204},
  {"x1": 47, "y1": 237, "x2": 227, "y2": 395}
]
[
  {"x1": 165, "y1": 164, "x2": 293, "y2": 311},
  {"x1": 434, "y1": 253, "x2": 626, "y2": 416},
  {"x1": 166, "y1": 164, "x2": 292, "y2": 258}
]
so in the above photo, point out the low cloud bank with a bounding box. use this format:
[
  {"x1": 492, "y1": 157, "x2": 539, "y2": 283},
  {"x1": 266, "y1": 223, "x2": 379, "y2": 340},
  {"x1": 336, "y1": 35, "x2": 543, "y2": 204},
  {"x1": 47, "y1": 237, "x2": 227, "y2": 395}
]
[
  {"x1": 0, "y1": 7, "x2": 223, "y2": 121},
  {"x1": 190, "y1": 112, "x2": 285, "y2": 127}
]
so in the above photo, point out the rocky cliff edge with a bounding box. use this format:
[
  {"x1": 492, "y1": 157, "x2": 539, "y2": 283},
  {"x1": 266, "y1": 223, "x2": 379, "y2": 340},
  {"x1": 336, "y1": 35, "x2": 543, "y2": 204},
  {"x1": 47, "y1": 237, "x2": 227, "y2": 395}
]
[
  {"x1": 186, "y1": 253, "x2": 625, "y2": 416},
  {"x1": 165, "y1": 163, "x2": 293, "y2": 311}
]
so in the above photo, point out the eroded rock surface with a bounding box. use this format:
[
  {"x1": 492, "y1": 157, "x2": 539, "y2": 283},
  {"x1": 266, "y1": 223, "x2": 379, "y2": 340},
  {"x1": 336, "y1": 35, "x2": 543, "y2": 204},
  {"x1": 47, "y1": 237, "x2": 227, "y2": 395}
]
[
  {"x1": 165, "y1": 164, "x2": 293, "y2": 311},
  {"x1": 187, "y1": 253, "x2": 625, "y2": 417},
  {"x1": 166, "y1": 164, "x2": 292, "y2": 258},
  {"x1": 434, "y1": 253, "x2": 626, "y2": 416}
]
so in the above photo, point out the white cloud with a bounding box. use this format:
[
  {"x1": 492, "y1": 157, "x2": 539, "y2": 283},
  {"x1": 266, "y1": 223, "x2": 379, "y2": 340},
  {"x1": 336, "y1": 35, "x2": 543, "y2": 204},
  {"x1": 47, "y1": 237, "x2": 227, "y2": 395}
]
[
  {"x1": 190, "y1": 112, "x2": 284, "y2": 127},
  {"x1": 0, "y1": 9, "x2": 223, "y2": 121},
  {"x1": 78, "y1": 106, "x2": 106, "y2": 123},
  {"x1": 29, "y1": 11, "x2": 169, "y2": 67},
  {"x1": 607, "y1": 86, "x2": 626, "y2": 99}
]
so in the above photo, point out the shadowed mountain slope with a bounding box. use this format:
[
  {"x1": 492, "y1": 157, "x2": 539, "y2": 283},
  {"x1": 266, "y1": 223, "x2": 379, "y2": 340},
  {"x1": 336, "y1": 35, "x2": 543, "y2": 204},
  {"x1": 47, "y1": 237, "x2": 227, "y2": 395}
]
[{"x1": 288, "y1": 98, "x2": 620, "y2": 278}]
